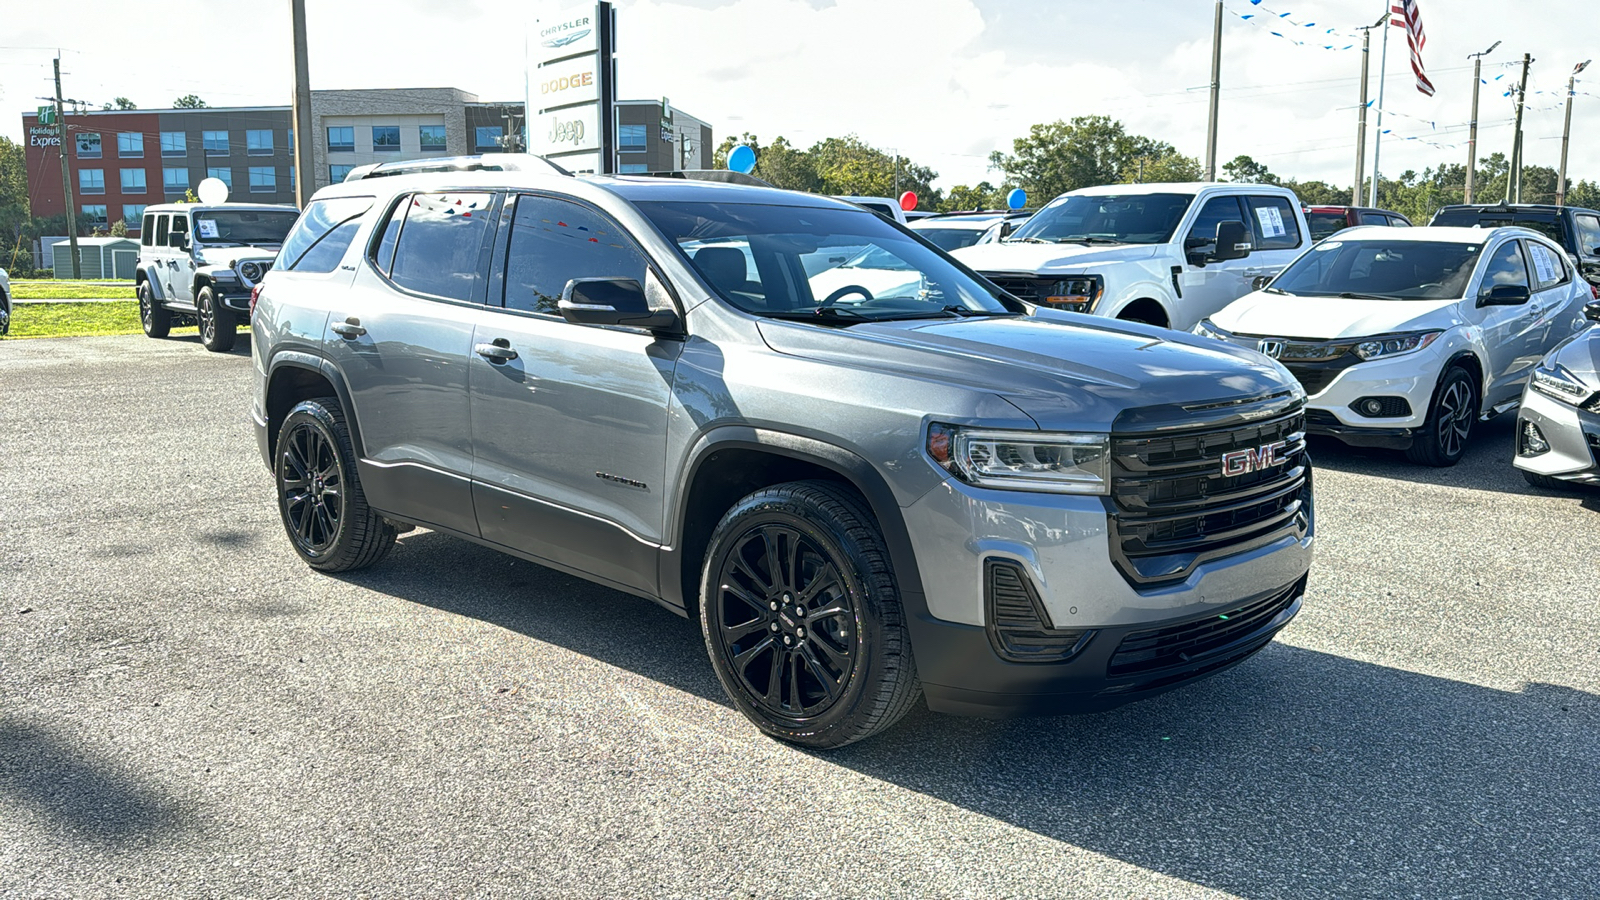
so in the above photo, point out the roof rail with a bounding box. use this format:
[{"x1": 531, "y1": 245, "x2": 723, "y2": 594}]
[
  {"x1": 634, "y1": 169, "x2": 775, "y2": 188},
  {"x1": 350, "y1": 153, "x2": 572, "y2": 182}
]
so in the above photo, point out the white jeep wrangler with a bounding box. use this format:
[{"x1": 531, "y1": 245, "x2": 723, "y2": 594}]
[
  {"x1": 952, "y1": 182, "x2": 1311, "y2": 332},
  {"x1": 136, "y1": 200, "x2": 300, "y2": 351}
]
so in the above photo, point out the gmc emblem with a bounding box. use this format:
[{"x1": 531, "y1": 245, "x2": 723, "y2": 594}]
[{"x1": 1222, "y1": 440, "x2": 1288, "y2": 476}]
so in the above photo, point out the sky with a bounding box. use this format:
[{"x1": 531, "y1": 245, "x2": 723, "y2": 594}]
[{"x1": 2, "y1": 0, "x2": 1595, "y2": 194}]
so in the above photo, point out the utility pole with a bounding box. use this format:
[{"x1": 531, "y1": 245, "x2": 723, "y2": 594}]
[
  {"x1": 1203, "y1": 0, "x2": 1222, "y2": 181},
  {"x1": 1507, "y1": 53, "x2": 1532, "y2": 204},
  {"x1": 1352, "y1": 13, "x2": 1387, "y2": 206},
  {"x1": 1464, "y1": 41, "x2": 1500, "y2": 204},
  {"x1": 290, "y1": 0, "x2": 315, "y2": 206},
  {"x1": 1557, "y1": 60, "x2": 1589, "y2": 207},
  {"x1": 53, "y1": 56, "x2": 81, "y2": 279},
  {"x1": 1368, "y1": 10, "x2": 1392, "y2": 209}
]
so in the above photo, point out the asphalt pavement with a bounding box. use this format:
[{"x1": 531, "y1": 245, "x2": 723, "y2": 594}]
[{"x1": 2, "y1": 335, "x2": 1596, "y2": 898}]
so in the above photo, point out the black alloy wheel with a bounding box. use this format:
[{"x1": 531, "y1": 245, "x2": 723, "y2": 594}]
[
  {"x1": 139, "y1": 281, "x2": 170, "y2": 338},
  {"x1": 712, "y1": 523, "x2": 859, "y2": 719},
  {"x1": 275, "y1": 398, "x2": 396, "y2": 572},
  {"x1": 280, "y1": 420, "x2": 344, "y2": 556},
  {"x1": 1407, "y1": 365, "x2": 1477, "y2": 466}
]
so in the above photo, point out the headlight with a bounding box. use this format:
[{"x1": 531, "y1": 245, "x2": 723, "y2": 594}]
[
  {"x1": 1529, "y1": 365, "x2": 1596, "y2": 407},
  {"x1": 928, "y1": 424, "x2": 1110, "y2": 494},
  {"x1": 1352, "y1": 331, "x2": 1443, "y2": 360},
  {"x1": 1194, "y1": 318, "x2": 1229, "y2": 341},
  {"x1": 240, "y1": 261, "x2": 262, "y2": 282},
  {"x1": 1039, "y1": 275, "x2": 1103, "y2": 314}
]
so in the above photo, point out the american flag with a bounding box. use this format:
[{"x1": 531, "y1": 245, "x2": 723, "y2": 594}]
[{"x1": 1391, "y1": 0, "x2": 1436, "y2": 96}]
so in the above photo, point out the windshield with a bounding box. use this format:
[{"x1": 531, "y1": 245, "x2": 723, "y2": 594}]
[
  {"x1": 635, "y1": 201, "x2": 1012, "y2": 322},
  {"x1": 1270, "y1": 239, "x2": 1484, "y2": 300},
  {"x1": 1306, "y1": 212, "x2": 1349, "y2": 242},
  {"x1": 1007, "y1": 192, "x2": 1191, "y2": 244},
  {"x1": 193, "y1": 209, "x2": 299, "y2": 247},
  {"x1": 914, "y1": 224, "x2": 991, "y2": 251}
]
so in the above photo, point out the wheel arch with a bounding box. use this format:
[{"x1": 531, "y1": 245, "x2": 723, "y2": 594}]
[
  {"x1": 1442, "y1": 348, "x2": 1486, "y2": 410},
  {"x1": 661, "y1": 428, "x2": 927, "y2": 621},
  {"x1": 1114, "y1": 296, "x2": 1171, "y2": 327},
  {"x1": 264, "y1": 353, "x2": 367, "y2": 462},
  {"x1": 136, "y1": 266, "x2": 166, "y2": 300}
]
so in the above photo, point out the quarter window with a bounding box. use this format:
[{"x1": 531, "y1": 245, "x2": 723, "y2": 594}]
[
  {"x1": 160, "y1": 131, "x2": 186, "y2": 157},
  {"x1": 388, "y1": 192, "x2": 496, "y2": 301},
  {"x1": 142, "y1": 213, "x2": 155, "y2": 244},
  {"x1": 118, "y1": 132, "x2": 143, "y2": 157},
  {"x1": 279, "y1": 196, "x2": 375, "y2": 273},
  {"x1": 1479, "y1": 241, "x2": 1531, "y2": 297},
  {"x1": 203, "y1": 131, "x2": 229, "y2": 155},
  {"x1": 502, "y1": 195, "x2": 649, "y2": 315},
  {"x1": 1246, "y1": 196, "x2": 1302, "y2": 251}
]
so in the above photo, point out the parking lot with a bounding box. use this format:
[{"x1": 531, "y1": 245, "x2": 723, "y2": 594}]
[{"x1": 2, "y1": 334, "x2": 1596, "y2": 898}]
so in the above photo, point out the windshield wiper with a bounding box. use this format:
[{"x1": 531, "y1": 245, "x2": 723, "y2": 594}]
[
  {"x1": 1056, "y1": 237, "x2": 1123, "y2": 245},
  {"x1": 1004, "y1": 236, "x2": 1053, "y2": 244},
  {"x1": 1337, "y1": 291, "x2": 1396, "y2": 301},
  {"x1": 763, "y1": 307, "x2": 871, "y2": 325},
  {"x1": 938, "y1": 305, "x2": 1014, "y2": 318},
  {"x1": 1262, "y1": 287, "x2": 1289, "y2": 295}
]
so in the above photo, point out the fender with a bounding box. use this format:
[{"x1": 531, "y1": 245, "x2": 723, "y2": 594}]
[
  {"x1": 658, "y1": 425, "x2": 928, "y2": 618},
  {"x1": 1100, "y1": 278, "x2": 1174, "y2": 322},
  {"x1": 264, "y1": 349, "x2": 368, "y2": 460},
  {"x1": 137, "y1": 265, "x2": 167, "y2": 301}
]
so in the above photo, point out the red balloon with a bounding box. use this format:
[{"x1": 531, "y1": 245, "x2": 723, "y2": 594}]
[{"x1": 899, "y1": 191, "x2": 918, "y2": 211}]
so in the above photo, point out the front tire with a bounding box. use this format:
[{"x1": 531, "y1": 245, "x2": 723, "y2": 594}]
[
  {"x1": 197, "y1": 285, "x2": 236, "y2": 352},
  {"x1": 1521, "y1": 469, "x2": 1568, "y2": 490},
  {"x1": 138, "y1": 281, "x2": 170, "y2": 339},
  {"x1": 275, "y1": 397, "x2": 396, "y2": 572},
  {"x1": 700, "y1": 481, "x2": 920, "y2": 749},
  {"x1": 1406, "y1": 365, "x2": 1477, "y2": 467},
  {"x1": 0, "y1": 292, "x2": 10, "y2": 336}
]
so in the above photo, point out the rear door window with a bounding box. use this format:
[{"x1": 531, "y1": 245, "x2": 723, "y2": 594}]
[
  {"x1": 387, "y1": 192, "x2": 496, "y2": 301},
  {"x1": 279, "y1": 196, "x2": 374, "y2": 273},
  {"x1": 1246, "y1": 195, "x2": 1302, "y2": 250},
  {"x1": 1524, "y1": 241, "x2": 1570, "y2": 291}
]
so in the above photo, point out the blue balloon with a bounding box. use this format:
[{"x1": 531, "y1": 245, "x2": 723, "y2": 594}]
[
  {"x1": 728, "y1": 144, "x2": 757, "y2": 174},
  {"x1": 1007, "y1": 188, "x2": 1027, "y2": 210}
]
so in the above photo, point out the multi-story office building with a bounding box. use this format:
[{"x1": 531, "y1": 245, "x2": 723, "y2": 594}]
[{"x1": 21, "y1": 89, "x2": 713, "y2": 238}]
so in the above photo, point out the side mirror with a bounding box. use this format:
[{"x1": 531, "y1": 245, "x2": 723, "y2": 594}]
[
  {"x1": 1210, "y1": 220, "x2": 1252, "y2": 262},
  {"x1": 998, "y1": 221, "x2": 1015, "y2": 239},
  {"x1": 1584, "y1": 299, "x2": 1600, "y2": 322},
  {"x1": 1479, "y1": 283, "x2": 1531, "y2": 306},
  {"x1": 167, "y1": 232, "x2": 188, "y2": 250},
  {"x1": 559, "y1": 277, "x2": 680, "y2": 332}
]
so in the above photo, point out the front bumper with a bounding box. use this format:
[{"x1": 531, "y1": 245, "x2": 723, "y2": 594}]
[
  {"x1": 1286, "y1": 351, "x2": 1443, "y2": 449},
  {"x1": 212, "y1": 280, "x2": 253, "y2": 314},
  {"x1": 1513, "y1": 388, "x2": 1600, "y2": 483}
]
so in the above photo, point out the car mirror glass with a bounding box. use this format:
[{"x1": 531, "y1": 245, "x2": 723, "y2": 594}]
[{"x1": 1480, "y1": 283, "x2": 1531, "y2": 306}]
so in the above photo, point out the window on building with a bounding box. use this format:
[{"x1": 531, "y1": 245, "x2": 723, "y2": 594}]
[
  {"x1": 372, "y1": 126, "x2": 401, "y2": 152},
  {"x1": 207, "y1": 167, "x2": 233, "y2": 189},
  {"x1": 248, "y1": 167, "x2": 277, "y2": 193},
  {"x1": 619, "y1": 125, "x2": 647, "y2": 151},
  {"x1": 79, "y1": 169, "x2": 105, "y2": 194},
  {"x1": 328, "y1": 126, "x2": 354, "y2": 153},
  {"x1": 287, "y1": 129, "x2": 294, "y2": 152},
  {"x1": 76, "y1": 132, "x2": 102, "y2": 158},
  {"x1": 203, "y1": 130, "x2": 229, "y2": 154},
  {"x1": 120, "y1": 169, "x2": 147, "y2": 193},
  {"x1": 619, "y1": 163, "x2": 649, "y2": 174},
  {"x1": 81, "y1": 204, "x2": 108, "y2": 228},
  {"x1": 164, "y1": 167, "x2": 190, "y2": 193},
  {"x1": 388, "y1": 192, "x2": 495, "y2": 301},
  {"x1": 329, "y1": 165, "x2": 355, "y2": 184},
  {"x1": 419, "y1": 125, "x2": 447, "y2": 151},
  {"x1": 118, "y1": 132, "x2": 143, "y2": 157},
  {"x1": 123, "y1": 204, "x2": 147, "y2": 228},
  {"x1": 161, "y1": 131, "x2": 187, "y2": 157},
  {"x1": 474, "y1": 126, "x2": 503, "y2": 152},
  {"x1": 246, "y1": 129, "x2": 274, "y2": 155}
]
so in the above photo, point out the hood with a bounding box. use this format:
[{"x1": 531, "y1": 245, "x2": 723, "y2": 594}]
[
  {"x1": 1211, "y1": 290, "x2": 1460, "y2": 340},
  {"x1": 1544, "y1": 323, "x2": 1600, "y2": 391},
  {"x1": 950, "y1": 241, "x2": 1160, "y2": 273},
  {"x1": 195, "y1": 246, "x2": 277, "y2": 268},
  {"x1": 756, "y1": 313, "x2": 1296, "y2": 432}
]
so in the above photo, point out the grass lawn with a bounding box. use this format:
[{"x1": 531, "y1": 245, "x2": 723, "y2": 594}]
[
  {"x1": 1, "y1": 301, "x2": 247, "y2": 340},
  {"x1": 10, "y1": 280, "x2": 137, "y2": 300}
]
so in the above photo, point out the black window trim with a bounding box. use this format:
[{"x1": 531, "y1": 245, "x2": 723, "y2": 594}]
[
  {"x1": 484, "y1": 190, "x2": 683, "y2": 326},
  {"x1": 360, "y1": 188, "x2": 503, "y2": 307}
]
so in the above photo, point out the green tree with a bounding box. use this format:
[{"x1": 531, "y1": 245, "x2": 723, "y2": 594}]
[
  {"x1": 939, "y1": 182, "x2": 1004, "y2": 212},
  {"x1": 808, "y1": 134, "x2": 940, "y2": 206},
  {"x1": 1281, "y1": 179, "x2": 1349, "y2": 206},
  {"x1": 109, "y1": 217, "x2": 129, "y2": 238},
  {"x1": 1222, "y1": 154, "x2": 1279, "y2": 185},
  {"x1": 989, "y1": 116, "x2": 1175, "y2": 202},
  {"x1": 173, "y1": 94, "x2": 208, "y2": 109},
  {"x1": 102, "y1": 97, "x2": 137, "y2": 110},
  {"x1": 1121, "y1": 151, "x2": 1202, "y2": 184},
  {"x1": 712, "y1": 133, "x2": 822, "y2": 192}
]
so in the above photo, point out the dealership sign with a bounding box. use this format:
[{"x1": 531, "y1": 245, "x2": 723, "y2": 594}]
[{"x1": 527, "y1": 1, "x2": 614, "y2": 172}]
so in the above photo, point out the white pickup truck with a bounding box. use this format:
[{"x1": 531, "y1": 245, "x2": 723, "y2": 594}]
[{"x1": 952, "y1": 182, "x2": 1311, "y2": 331}]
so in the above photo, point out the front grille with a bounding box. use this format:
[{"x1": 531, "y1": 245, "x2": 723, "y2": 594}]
[
  {"x1": 984, "y1": 560, "x2": 1091, "y2": 664},
  {"x1": 1108, "y1": 578, "x2": 1303, "y2": 678},
  {"x1": 982, "y1": 273, "x2": 1051, "y2": 304},
  {"x1": 1108, "y1": 406, "x2": 1310, "y2": 585},
  {"x1": 1281, "y1": 357, "x2": 1357, "y2": 396}
]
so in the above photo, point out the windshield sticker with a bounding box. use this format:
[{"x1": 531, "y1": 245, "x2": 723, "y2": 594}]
[
  {"x1": 1317, "y1": 241, "x2": 1342, "y2": 251},
  {"x1": 1529, "y1": 243, "x2": 1558, "y2": 283},
  {"x1": 196, "y1": 219, "x2": 220, "y2": 239},
  {"x1": 1255, "y1": 206, "x2": 1286, "y2": 239}
]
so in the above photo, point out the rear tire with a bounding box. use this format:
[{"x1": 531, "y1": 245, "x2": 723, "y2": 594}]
[
  {"x1": 139, "y1": 281, "x2": 170, "y2": 339},
  {"x1": 1405, "y1": 365, "x2": 1477, "y2": 467},
  {"x1": 700, "y1": 480, "x2": 921, "y2": 749},
  {"x1": 197, "y1": 285, "x2": 236, "y2": 352},
  {"x1": 275, "y1": 397, "x2": 396, "y2": 572}
]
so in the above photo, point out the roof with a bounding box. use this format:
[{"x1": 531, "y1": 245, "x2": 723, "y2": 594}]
[
  {"x1": 1062, "y1": 181, "x2": 1299, "y2": 199},
  {"x1": 1322, "y1": 225, "x2": 1550, "y2": 244},
  {"x1": 1434, "y1": 203, "x2": 1600, "y2": 216},
  {"x1": 140, "y1": 202, "x2": 299, "y2": 214},
  {"x1": 48, "y1": 236, "x2": 138, "y2": 246}
]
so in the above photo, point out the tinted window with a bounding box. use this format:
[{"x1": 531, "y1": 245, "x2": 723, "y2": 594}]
[
  {"x1": 369, "y1": 195, "x2": 405, "y2": 277},
  {"x1": 389, "y1": 192, "x2": 495, "y2": 301},
  {"x1": 1246, "y1": 196, "x2": 1302, "y2": 250},
  {"x1": 154, "y1": 215, "x2": 168, "y2": 247},
  {"x1": 279, "y1": 196, "x2": 374, "y2": 273},
  {"x1": 502, "y1": 195, "x2": 650, "y2": 314},
  {"x1": 917, "y1": 228, "x2": 986, "y2": 251},
  {"x1": 1524, "y1": 241, "x2": 1570, "y2": 292},
  {"x1": 1389, "y1": 215, "x2": 1411, "y2": 227},
  {"x1": 1573, "y1": 215, "x2": 1600, "y2": 257},
  {"x1": 1015, "y1": 192, "x2": 1192, "y2": 245},
  {"x1": 1511, "y1": 213, "x2": 1563, "y2": 244},
  {"x1": 1273, "y1": 239, "x2": 1483, "y2": 300},
  {"x1": 142, "y1": 214, "x2": 155, "y2": 246},
  {"x1": 1306, "y1": 212, "x2": 1349, "y2": 242},
  {"x1": 1479, "y1": 241, "x2": 1531, "y2": 298},
  {"x1": 1186, "y1": 195, "x2": 1246, "y2": 250}
]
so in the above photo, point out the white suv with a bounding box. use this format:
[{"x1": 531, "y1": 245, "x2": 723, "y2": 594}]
[{"x1": 952, "y1": 182, "x2": 1310, "y2": 331}]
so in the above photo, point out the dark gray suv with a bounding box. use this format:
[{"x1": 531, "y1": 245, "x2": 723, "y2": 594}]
[{"x1": 252, "y1": 156, "x2": 1316, "y2": 747}]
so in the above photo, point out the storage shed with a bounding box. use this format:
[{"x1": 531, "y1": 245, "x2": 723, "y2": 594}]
[{"x1": 49, "y1": 237, "x2": 139, "y2": 279}]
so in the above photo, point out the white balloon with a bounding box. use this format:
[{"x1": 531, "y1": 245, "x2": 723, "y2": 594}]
[{"x1": 197, "y1": 177, "x2": 230, "y2": 205}]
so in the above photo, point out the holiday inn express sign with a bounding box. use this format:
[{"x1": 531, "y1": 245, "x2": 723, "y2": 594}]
[{"x1": 528, "y1": 2, "x2": 615, "y2": 174}]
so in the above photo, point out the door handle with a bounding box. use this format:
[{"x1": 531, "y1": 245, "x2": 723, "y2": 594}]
[
  {"x1": 474, "y1": 339, "x2": 518, "y2": 362},
  {"x1": 330, "y1": 317, "x2": 366, "y2": 338}
]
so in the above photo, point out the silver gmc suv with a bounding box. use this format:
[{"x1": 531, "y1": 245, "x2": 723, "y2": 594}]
[{"x1": 251, "y1": 156, "x2": 1315, "y2": 748}]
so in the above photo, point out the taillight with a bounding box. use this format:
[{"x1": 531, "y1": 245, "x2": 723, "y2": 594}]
[
  {"x1": 1590, "y1": 281, "x2": 1598, "y2": 300},
  {"x1": 250, "y1": 283, "x2": 263, "y2": 318}
]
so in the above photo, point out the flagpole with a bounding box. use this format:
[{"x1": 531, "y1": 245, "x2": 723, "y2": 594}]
[{"x1": 1368, "y1": 4, "x2": 1391, "y2": 208}]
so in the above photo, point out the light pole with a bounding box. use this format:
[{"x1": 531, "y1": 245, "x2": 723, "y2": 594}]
[
  {"x1": 1507, "y1": 53, "x2": 1533, "y2": 204},
  {"x1": 1464, "y1": 41, "x2": 1500, "y2": 204},
  {"x1": 1368, "y1": 8, "x2": 1392, "y2": 208},
  {"x1": 1352, "y1": 12, "x2": 1390, "y2": 207},
  {"x1": 1557, "y1": 60, "x2": 1590, "y2": 206},
  {"x1": 1203, "y1": 0, "x2": 1222, "y2": 181}
]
